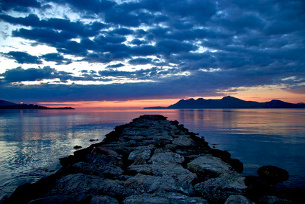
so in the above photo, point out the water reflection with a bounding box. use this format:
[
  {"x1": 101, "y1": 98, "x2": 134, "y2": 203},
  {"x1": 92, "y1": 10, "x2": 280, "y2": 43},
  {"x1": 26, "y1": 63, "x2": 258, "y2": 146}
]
[
  {"x1": 1, "y1": 109, "x2": 305, "y2": 199},
  {"x1": 174, "y1": 109, "x2": 305, "y2": 189}
]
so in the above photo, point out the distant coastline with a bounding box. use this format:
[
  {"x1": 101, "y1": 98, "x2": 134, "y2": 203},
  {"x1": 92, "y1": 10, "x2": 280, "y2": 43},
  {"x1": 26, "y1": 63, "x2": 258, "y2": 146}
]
[
  {"x1": 0, "y1": 100, "x2": 74, "y2": 110},
  {"x1": 144, "y1": 96, "x2": 305, "y2": 109}
]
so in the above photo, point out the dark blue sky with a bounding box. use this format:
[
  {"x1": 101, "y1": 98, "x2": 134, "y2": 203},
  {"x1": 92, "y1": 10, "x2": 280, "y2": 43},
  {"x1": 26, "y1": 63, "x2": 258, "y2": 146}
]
[{"x1": 0, "y1": 0, "x2": 305, "y2": 104}]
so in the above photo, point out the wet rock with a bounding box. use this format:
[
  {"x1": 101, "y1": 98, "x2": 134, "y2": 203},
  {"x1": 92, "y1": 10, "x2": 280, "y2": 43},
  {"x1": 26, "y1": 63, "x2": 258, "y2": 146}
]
[
  {"x1": 188, "y1": 155, "x2": 232, "y2": 178},
  {"x1": 257, "y1": 165, "x2": 289, "y2": 184},
  {"x1": 195, "y1": 172, "x2": 247, "y2": 203},
  {"x1": 225, "y1": 195, "x2": 251, "y2": 204}
]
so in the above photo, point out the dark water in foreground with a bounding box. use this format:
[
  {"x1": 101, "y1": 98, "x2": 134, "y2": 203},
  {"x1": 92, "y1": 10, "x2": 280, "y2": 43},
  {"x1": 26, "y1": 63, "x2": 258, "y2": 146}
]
[{"x1": 1, "y1": 109, "x2": 305, "y2": 199}]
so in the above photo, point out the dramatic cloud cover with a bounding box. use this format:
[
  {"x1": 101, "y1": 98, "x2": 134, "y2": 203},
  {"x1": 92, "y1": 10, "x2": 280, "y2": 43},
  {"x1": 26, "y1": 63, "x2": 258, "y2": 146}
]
[{"x1": 1, "y1": 0, "x2": 305, "y2": 105}]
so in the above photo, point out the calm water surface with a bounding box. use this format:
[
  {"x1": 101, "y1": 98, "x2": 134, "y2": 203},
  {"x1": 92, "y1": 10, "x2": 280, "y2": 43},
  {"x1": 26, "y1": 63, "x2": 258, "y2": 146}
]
[{"x1": 1, "y1": 109, "x2": 305, "y2": 199}]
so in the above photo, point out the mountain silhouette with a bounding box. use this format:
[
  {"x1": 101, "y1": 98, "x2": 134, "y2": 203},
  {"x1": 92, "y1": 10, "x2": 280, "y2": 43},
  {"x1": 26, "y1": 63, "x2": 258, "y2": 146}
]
[
  {"x1": 144, "y1": 96, "x2": 305, "y2": 109},
  {"x1": 0, "y1": 100, "x2": 74, "y2": 109}
]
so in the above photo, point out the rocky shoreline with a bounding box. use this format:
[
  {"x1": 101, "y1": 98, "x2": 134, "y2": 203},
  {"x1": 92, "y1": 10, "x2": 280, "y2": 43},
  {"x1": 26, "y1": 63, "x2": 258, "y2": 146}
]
[{"x1": 2, "y1": 115, "x2": 302, "y2": 203}]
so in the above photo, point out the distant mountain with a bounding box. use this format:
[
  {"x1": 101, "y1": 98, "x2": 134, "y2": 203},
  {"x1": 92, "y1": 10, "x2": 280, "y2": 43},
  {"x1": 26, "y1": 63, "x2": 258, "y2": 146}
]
[
  {"x1": 0, "y1": 100, "x2": 17, "y2": 106},
  {"x1": 0, "y1": 100, "x2": 74, "y2": 109},
  {"x1": 144, "y1": 96, "x2": 305, "y2": 109}
]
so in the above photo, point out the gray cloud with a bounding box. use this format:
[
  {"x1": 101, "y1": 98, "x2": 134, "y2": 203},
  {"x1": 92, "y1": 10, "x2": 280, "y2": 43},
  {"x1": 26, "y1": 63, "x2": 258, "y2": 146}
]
[{"x1": 1, "y1": 0, "x2": 305, "y2": 102}]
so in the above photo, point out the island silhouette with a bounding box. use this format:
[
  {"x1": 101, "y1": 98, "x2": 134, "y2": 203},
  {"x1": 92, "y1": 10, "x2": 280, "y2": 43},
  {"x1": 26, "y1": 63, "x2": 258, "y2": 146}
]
[
  {"x1": 0, "y1": 100, "x2": 74, "y2": 109},
  {"x1": 144, "y1": 96, "x2": 305, "y2": 109}
]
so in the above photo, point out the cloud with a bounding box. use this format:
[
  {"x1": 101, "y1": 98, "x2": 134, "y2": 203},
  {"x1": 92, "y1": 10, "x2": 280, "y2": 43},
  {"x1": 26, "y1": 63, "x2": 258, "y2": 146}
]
[
  {"x1": 129, "y1": 58, "x2": 152, "y2": 65},
  {"x1": 3, "y1": 51, "x2": 42, "y2": 64},
  {"x1": 0, "y1": 0, "x2": 41, "y2": 12},
  {"x1": 1, "y1": 66, "x2": 57, "y2": 82},
  {"x1": 41, "y1": 53, "x2": 72, "y2": 65},
  {"x1": 1, "y1": 0, "x2": 305, "y2": 102}
]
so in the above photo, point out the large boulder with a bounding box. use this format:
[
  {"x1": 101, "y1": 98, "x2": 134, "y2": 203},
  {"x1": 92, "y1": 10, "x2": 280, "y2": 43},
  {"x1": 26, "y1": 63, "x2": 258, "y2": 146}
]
[
  {"x1": 257, "y1": 165, "x2": 289, "y2": 184},
  {"x1": 128, "y1": 145, "x2": 155, "y2": 161},
  {"x1": 194, "y1": 172, "x2": 247, "y2": 203},
  {"x1": 149, "y1": 152, "x2": 184, "y2": 164},
  {"x1": 188, "y1": 155, "x2": 232, "y2": 178},
  {"x1": 172, "y1": 135, "x2": 196, "y2": 147}
]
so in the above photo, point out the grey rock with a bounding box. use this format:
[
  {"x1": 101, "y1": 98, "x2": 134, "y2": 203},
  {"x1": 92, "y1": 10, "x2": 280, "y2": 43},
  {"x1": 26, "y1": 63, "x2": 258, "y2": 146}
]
[
  {"x1": 172, "y1": 135, "x2": 196, "y2": 147},
  {"x1": 123, "y1": 193, "x2": 209, "y2": 204},
  {"x1": 149, "y1": 152, "x2": 184, "y2": 164},
  {"x1": 188, "y1": 155, "x2": 232, "y2": 178},
  {"x1": 99, "y1": 179, "x2": 135, "y2": 198},
  {"x1": 41, "y1": 173, "x2": 104, "y2": 203},
  {"x1": 224, "y1": 195, "x2": 251, "y2": 204},
  {"x1": 128, "y1": 164, "x2": 153, "y2": 175},
  {"x1": 124, "y1": 174, "x2": 195, "y2": 196},
  {"x1": 194, "y1": 172, "x2": 247, "y2": 203},
  {"x1": 128, "y1": 145, "x2": 155, "y2": 161},
  {"x1": 128, "y1": 164, "x2": 197, "y2": 184},
  {"x1": 91, "y1": 195, "x2": 119, "y2": 204},
  {"x1": 123, "y1": 194, "x2": 170, "y2": 204}
]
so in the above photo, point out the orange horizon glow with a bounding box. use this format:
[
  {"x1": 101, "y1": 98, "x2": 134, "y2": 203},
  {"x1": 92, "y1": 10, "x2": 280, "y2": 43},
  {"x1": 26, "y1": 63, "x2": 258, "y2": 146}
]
[
  {"x1": 36, "y1": 85, "x2": 305, "y2": 109},
  {"x1": 37, "y1": 94, "x2": 305, "y2": 110},
  {"x1": 38, "y1": 99, "x2": 180, "y2": 109}
]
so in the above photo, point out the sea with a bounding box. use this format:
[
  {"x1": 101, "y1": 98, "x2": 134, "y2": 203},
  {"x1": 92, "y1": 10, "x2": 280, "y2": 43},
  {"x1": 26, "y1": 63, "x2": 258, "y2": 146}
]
[{"x1": 1, "y1": 108, "x2": 305, "y2": 199}]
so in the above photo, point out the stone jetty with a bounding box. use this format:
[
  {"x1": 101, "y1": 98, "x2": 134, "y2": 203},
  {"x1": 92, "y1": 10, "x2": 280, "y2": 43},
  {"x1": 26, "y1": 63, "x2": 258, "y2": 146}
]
[{"x1": 2, "y1": 115, "x2": 299, "y2": 204}]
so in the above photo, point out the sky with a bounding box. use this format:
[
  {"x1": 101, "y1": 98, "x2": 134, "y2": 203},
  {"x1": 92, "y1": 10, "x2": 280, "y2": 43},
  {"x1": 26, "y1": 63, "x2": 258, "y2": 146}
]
[{"x1": 0, "y1": 0, "x2": 305, "y2": 108}]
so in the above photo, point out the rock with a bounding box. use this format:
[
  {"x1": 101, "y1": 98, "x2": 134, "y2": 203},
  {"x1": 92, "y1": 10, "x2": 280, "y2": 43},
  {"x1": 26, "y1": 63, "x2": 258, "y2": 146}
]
[
  {"x1": 149, "y1": 152, "x2": 184, "y2": 164},
  {"x1": 209, "y1": 149, "x2": 231, "y2": 160},
  {"x1": 36, "y1": 173, "x2": 104, "y2": 203},
  {"x1": 98, "y1": 179, "x2": 135, "y2": 198},
  {"x1": 91, "y1": 146, "x2": 120, "y2": 157},
  {"x1": 172, "y1": 135, "x2": 196, "y2": 147},
  {"x1": 91, "y1": 195, "x2": 119, "y2": 204},
  {"x1": 123, "y1": 194, "x2": 170, "y2": 204},
  {"x1": 226, "y1": 158, "x2": 244, "y2": 173},
  {"x1": 225, "y1": 195, "x2": 251, "y2": 204},
  {"x1": 73, "y1": 145, "x2": 82, "y2": 149},
  {"x1": 128, "y1": 145, "x2": 155, "y2": 161},
  {"x1": 70, "y1": 154, "x2": 124, "y2": 179},
  {"x1": 89, "y1": 139, "x2": 99, "y2": 142},
  {"x1": 194, "y1": 172, "x2": 247, "y2": 203},
  {"x1": 188, "y1": 155, "x2": 232, "y2": 178},
  {"x1": 257, "y1": 165, "x2": 289, "y2": 184},
  {"x1": 123, "y1": 193, "x2": 208, "y2": 204},
  {"x1": 124, "y1": 174, "x2": 195, "y2": 196}
]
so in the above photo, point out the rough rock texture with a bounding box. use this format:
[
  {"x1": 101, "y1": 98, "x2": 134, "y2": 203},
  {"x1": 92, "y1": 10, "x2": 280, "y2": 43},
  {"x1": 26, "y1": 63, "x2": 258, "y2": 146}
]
[{"x1": 2, "y1": 115, "x2": 298, "y2": 204}]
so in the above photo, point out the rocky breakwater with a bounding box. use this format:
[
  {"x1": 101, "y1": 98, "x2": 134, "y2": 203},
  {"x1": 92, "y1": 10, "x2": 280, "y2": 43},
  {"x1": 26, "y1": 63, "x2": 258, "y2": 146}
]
[{"x1": 2, "y1": 115, "x2": 298, "y2": 204}]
